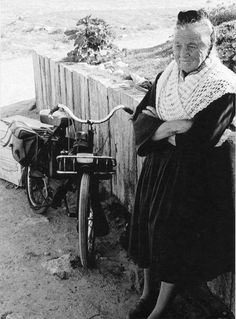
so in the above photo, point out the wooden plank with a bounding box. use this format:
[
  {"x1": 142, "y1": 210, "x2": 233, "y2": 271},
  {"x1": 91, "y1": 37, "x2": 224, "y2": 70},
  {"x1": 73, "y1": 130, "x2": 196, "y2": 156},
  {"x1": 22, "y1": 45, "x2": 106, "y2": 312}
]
[
  {"x1": 32, "y1": 51, "x2": 43, "y2": 110},
  {"x1": 71, "y1": 70, "x2": 83, "y2": 132},
  {"x1": 59, "y1": 64, "x2": 67, "y2": 105},
  {"x1": 71, "y1": 66, "x2": 90, "y2": 135},
  {"x1": 107, "y1": 86, "x2": 137, "y2": 210},
  {"x1": 88, "y1": 75, "x2": 110, "y2": 156},
  {"x1": 39, "y1": 54, "x2": 48, "y2": 109},
  {"x1": 54, "y1": 61, "x2": 62, "y2": 106},
  {"x1": 87, "y1": 76, "x2": 100, "y2": 154},
  {"x1": 49, "y1": 58, "x2": 57, "y2": 107},
  {"x1": 82, "y1": 77, "x2": 90, "y2": 120},
  {"x1": 72, "y1": 71, "x2": 83, "y2": 119},
  {"x1": 37, "y1": 53, "x2": 45, "y2": 110},
  {"x1": 65, "y1": 66, "x2": 74, "y2": 111},
  {"x1": 44, "y1": 56, "x2": 52, "y2": 108},
  {"x1": 0, "y1": 121, "x2": 23, "y2": 186},
  {"x1": 74, "y1": 69, "x2": 90, "y2": 120},
  {"x1": 107, "y1": 86, "x2": 120, "y2": 197},
  {"x1": 119, "y1": 89, "x2": 139, "y2": 211}
]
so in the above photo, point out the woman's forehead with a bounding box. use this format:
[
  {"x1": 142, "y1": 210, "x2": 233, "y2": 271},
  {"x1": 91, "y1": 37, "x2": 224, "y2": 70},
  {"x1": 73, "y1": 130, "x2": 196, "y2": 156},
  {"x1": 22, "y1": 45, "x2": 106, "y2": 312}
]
[
  {"x1": 174, "y1": 25, "x2": 209, "y2": 44},
  {"x1": 174, "y1": 23, "x2": 211, "y2": 44}
]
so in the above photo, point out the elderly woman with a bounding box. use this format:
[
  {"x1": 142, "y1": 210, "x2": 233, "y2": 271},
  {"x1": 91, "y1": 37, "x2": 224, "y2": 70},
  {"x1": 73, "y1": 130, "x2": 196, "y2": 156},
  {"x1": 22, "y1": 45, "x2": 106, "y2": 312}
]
[{"x1": 128, "y1": 9, "x2": 235, "y2": 319}]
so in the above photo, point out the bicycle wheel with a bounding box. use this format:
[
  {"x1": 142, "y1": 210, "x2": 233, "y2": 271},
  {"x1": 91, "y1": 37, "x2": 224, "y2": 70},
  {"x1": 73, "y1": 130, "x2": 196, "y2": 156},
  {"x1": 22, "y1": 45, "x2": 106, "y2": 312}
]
[
  {"x1": 26, "y1": 166, "x2": 52, "y2": 213},
  {"x1": 77, "y1": 173, "x2": 95, "y2": 268}
]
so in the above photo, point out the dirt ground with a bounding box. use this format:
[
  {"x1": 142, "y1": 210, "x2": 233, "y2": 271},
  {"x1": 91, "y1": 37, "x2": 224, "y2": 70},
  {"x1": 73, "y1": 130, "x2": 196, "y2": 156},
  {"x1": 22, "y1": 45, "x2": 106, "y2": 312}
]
[{"x1": 0, "y1": 174, "x2": 139, "y2": 319}]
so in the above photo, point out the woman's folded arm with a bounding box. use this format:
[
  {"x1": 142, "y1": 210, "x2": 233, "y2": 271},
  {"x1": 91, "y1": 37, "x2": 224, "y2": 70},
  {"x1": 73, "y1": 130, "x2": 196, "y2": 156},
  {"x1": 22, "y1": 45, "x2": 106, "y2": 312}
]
[{"x1": 175, "y1": 93, "x2": 235, "y2": 151}]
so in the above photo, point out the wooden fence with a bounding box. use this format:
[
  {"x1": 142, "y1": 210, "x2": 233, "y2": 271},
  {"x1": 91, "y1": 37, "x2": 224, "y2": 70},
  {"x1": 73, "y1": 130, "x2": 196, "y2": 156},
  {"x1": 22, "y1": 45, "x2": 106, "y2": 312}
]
[
  {"x1": 32, "y1": 51, "x2": 234, "y2": 311},
  {"x1": 32, "y1": 51, "x2": 145, "y2": 211}
]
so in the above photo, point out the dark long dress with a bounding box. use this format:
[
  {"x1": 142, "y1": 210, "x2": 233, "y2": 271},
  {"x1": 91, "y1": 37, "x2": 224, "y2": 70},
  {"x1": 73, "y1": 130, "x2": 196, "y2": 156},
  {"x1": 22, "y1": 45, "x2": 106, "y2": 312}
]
[{"x1": 128, "y1": 74, "x2": 235, "y2": 284}]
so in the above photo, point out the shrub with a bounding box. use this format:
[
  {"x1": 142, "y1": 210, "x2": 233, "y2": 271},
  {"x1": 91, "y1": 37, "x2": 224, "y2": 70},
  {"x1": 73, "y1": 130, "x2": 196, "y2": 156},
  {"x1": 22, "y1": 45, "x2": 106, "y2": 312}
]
[
  {"x1": 215, "y1": 20, "x2": 236, "y2": 71},
  {"x1": 64, "y1": 15, "x2": 120, "y2": 64},
  {"x1": 209, "y1": 4, "x2": 236, "y2": 26}
]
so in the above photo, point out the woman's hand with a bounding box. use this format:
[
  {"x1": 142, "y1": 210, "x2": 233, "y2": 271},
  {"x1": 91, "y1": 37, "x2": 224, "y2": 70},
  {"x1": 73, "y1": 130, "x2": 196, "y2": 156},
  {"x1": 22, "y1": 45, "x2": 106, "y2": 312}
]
[
  {"x1": 168, "y1": 135, "x2": 176, "y2": 145},
  {"x1": 142, "y1": 106, "x2": 158, "y2": 118},
  {"x1": 151, "y1": 119, "x2": 193, "y2": 142},
  {"x1": 174, "y1": 119, "x2": 193, "y2": 134},
  {"x1": 167, "y1": 120, "x2": 193, "y2": 146}
]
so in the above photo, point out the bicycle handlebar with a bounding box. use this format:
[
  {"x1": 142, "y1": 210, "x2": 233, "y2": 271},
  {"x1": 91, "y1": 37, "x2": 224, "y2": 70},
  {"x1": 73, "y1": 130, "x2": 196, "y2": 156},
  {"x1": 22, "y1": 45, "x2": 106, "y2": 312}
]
[{"x1": 54, "y1": 103, "x2": 133, "y2": 125}]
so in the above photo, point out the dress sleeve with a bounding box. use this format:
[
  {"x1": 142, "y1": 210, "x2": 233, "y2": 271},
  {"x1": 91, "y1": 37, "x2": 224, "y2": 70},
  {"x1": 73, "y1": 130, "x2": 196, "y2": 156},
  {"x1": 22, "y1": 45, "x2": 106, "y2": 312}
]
[
  {"x1": 132, "y1": 73, "x2": 166, "y2": 156},
  {"x1": 175, "y1": 93, "x2": 235, "y2": 152}
]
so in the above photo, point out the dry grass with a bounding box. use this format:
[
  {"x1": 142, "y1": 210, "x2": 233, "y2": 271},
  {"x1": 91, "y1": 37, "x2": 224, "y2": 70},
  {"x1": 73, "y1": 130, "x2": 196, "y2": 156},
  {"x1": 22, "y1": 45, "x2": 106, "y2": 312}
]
[{"x1": 123, "y1": 41, "x2": 173, "y2": 81}]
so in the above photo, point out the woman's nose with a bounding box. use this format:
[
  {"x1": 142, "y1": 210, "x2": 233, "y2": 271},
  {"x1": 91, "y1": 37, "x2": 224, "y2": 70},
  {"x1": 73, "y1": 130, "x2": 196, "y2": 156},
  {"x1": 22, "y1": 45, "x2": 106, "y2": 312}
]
[{"x1": 180, "y1": 46, "x2": 190, "y2": 57}]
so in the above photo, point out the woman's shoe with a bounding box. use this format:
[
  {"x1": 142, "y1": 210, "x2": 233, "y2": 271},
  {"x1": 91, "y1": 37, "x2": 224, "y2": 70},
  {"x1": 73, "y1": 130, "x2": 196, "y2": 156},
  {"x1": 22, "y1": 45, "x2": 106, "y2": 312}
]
[
  {"x1": 127, "y1": 298, "x2": 156, "y2": 319},
  {"x1": 207, "y1": 310, "x2": 235, "y2": 319}
]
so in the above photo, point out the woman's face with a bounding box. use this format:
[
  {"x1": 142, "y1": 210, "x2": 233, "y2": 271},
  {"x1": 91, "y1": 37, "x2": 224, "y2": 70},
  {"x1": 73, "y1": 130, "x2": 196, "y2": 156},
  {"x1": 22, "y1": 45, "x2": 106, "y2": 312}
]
[{"x1": 173, "y1": 24, "x2": 211, "y2": 74}]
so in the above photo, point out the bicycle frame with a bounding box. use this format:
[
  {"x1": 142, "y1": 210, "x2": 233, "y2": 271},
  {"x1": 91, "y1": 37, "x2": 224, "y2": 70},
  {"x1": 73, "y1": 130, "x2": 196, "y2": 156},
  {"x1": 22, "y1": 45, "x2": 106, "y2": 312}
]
[{"x1": 32, "y1": 103, "x2": 133, "y2": 267}]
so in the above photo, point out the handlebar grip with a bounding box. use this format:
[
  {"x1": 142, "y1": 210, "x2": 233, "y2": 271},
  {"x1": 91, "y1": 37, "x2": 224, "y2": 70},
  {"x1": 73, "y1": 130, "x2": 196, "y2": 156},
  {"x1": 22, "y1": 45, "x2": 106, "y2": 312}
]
[
  {"x1": 49, "y1": 105, "x2": 60, "y2": 115},
  {"x1": 123, "y1": 107, "x2": 134, "y2": 115}
]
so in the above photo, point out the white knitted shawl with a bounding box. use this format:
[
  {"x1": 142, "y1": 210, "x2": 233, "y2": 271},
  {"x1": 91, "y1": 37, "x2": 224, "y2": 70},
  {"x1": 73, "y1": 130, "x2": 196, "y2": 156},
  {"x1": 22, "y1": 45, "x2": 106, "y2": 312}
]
[{"x1": 155, "y1": 54, "x2": 236, "y2": 145}]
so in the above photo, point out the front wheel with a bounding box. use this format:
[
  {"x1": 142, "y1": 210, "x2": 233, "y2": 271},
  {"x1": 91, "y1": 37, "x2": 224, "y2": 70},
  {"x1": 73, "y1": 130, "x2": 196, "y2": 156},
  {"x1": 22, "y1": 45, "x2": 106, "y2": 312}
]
[
  {"x1": 77, "y1": 173, "x2": 95, "y2": 268},
  {"x1": 25, "y1": 166, "x2": 52, "y2": 213}
]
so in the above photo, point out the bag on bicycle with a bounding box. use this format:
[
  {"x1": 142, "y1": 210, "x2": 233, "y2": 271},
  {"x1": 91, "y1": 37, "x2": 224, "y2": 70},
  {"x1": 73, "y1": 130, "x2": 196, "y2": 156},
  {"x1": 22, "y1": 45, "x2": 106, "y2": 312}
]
[{"x1": 3, "y1": 120, "x2": 40, "y2": 167}]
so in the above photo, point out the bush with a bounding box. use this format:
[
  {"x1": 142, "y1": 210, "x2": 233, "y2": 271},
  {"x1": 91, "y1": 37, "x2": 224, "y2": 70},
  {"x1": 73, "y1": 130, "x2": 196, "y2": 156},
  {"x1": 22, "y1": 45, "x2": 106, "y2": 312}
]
[
  {"x1": 215, "y1": 20, "x2": 236, "y2": 71},
  {"x1": 209, "y1": 4, "x2": 236, "y2": 26},
  {"x1": 64, "y1": 15, "x2": 120, "y2": 64}
]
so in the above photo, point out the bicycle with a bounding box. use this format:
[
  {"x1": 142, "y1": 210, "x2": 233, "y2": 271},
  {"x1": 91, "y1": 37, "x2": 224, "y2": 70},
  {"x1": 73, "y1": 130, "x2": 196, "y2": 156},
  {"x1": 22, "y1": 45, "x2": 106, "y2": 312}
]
[{"x1": 25, "y1": 103, "x2": 133, "y2": 268}]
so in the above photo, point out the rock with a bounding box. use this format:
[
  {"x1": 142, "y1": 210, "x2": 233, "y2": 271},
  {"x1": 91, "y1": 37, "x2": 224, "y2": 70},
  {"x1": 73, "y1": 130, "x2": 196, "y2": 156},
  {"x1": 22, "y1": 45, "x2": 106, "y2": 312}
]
[
  {"x1": 5, "y1": 314, "x2": 24, "y2": 319},
  {"x1": 17, "y1": 16, "x2": 24, "y2": 21},
  {"x1": 124, "y1": 261, "x2": 143, "y2": 292},
  {"x1": 5, "y1": 314, "x2": 43, "y2": 319},
  {"x1": 22, "y1": 26, "x2": 34, "y2": 32},
  {"x1": 97, "y1": 64, "x2": 105, "y2": 71},
  {"x1": 97, "y1": 257, "x2": 124, "y2": 276},
  {"x1": 33, "y1": 25, "x2": 45, "y2": 32},
  {"x1": 116, "y1": 61, "x2": 128, "y2": 68},
  {"x1": 103, "y1": 61, "x2": 114, "y2": 69},
  {"x1": 45, "y1": 26, "x2": 62, "y2": 34},
  {"x1": 130, "y1": 73, "x2": 147, "y2": 85},
  {"x1": 113, "y1": 69, "x2": 124, "y2": 76},
  {"x1": 41, "y1": 253, "x2": 76, "y2": 279}
]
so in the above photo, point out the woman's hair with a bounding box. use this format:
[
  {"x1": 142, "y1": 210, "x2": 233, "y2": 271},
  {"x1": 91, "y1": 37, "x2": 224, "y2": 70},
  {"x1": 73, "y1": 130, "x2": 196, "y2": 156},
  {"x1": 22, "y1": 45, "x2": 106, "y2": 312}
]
[
  {"x1": 177, "y1": 9, "x2": 209, "y2": 26},
  {"x1": 175, "y1": 9, "x2": 216, "y2": 53}
]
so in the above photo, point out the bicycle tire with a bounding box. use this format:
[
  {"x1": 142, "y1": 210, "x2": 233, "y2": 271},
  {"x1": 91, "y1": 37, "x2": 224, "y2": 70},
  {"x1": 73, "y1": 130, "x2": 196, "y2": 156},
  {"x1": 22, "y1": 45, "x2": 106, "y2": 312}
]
[
  {"x1": 77, "y1": 173, "x2": 95, "y2": 268},
  {"x1": 25, "y1": 166, "x2": 52, "y2": 213}
]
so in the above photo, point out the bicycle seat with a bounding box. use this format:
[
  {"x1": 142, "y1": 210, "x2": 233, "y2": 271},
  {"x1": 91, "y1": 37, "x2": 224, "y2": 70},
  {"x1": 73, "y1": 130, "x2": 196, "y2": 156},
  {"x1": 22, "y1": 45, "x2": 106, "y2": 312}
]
[{"x1": 40, "y1": 109, "x2": 71, "y2": 127}]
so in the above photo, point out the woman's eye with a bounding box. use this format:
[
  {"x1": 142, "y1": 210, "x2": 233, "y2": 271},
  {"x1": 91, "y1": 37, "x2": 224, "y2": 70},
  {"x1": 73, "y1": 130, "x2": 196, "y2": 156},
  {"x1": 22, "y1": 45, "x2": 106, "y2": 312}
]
[{"x1": 188, "y1": 45, "x2": 197, "y2": 50}]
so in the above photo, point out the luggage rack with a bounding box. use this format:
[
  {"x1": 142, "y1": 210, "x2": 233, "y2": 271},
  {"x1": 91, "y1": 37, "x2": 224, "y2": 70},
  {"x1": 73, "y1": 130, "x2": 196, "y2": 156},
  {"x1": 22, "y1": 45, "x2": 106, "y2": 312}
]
[{"x1": 57, "y1": 153, "x2": 116, "y2": 175}]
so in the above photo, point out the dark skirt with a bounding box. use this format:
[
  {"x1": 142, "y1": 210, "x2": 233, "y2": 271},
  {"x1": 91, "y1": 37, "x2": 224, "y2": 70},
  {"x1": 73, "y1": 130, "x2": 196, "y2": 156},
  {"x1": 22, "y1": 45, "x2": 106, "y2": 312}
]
[{"x1": 128, "y1": 142, "x2": 235, "y2": 284}]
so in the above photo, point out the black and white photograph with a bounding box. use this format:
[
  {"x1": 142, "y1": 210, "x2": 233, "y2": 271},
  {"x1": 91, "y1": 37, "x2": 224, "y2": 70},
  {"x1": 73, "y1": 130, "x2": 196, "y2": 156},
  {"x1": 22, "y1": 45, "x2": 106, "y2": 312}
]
[{"x1": 0, "y1": 0, "x2": 235, "y2": 318}]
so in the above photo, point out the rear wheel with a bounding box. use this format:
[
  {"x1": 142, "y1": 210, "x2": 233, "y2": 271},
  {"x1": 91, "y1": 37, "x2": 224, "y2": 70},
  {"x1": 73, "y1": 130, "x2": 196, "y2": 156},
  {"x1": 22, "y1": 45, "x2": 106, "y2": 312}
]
[
  {"x1": 26, "y1": 166, "x2": 52, "y2": 213},
  {"x1": 77, "y1": 173, "x2": 95, "y2": 268}
]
